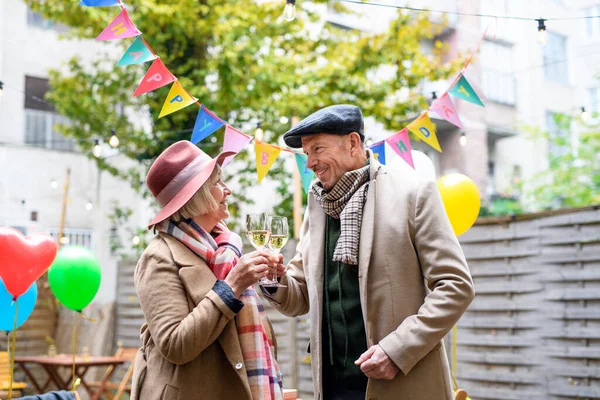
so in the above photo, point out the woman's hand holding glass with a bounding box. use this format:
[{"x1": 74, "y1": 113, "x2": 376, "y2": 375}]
[{"x1": 225, "y1": 250, "x2": 271, "y2": 297}]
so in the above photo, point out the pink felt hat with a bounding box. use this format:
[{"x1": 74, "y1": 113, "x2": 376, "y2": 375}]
[{"x1": 146, "y1": 141, "x2": 235, "y2": 229}]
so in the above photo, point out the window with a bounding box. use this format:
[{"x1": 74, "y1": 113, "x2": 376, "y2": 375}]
[
  {"x1": 48, "y1": 228, "x2": 93, "y2": 249},
  {"x1": 23, "y1": 76, "x2": 74, "y2": 151},
  {"x1": 545, "y1": 111, "x2": 570, "y2": 158},
  {"x1": 481, "y1": 41, "x2": 516, "y2": 105},
  {"x1": 544, "y1": 33, "x2": 568, "y2": 85}
]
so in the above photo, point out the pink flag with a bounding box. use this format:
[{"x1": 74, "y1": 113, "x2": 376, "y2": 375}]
[
  {"x1": 222, "y1": 125, "x2": 252, "y2": 166},
  {"x1": 385, "y1": 128, "x2": 414, "y2": 169},
  {"x1": 96, "y1": 10, "x2": 141, "y2": 41},
  {"x1": 430, "y1": 93, "x2": 463, "y2": 129}
]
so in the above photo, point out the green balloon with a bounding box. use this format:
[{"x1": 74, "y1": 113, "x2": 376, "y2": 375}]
[{"x1": 48, "y1": 246, "x2": 101, "y2": 312}]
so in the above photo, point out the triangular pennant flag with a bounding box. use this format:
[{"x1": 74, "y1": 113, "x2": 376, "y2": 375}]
[
  {"x1": 385, "y1": 128, "x2": 414, "y2": 168},
  {"x1": 429, "y1": 93, "x2": 463, "y2": 129},
  {"x1": 222, "y1": 125, "x2": 252, "y2": 166},
  {"x1": 294, "y1": 153, "x2": 315, "y2": 194},
  {"x1": 191, "y1": 105, "x2": 226, "y2": 144},
  {"x1": 368, "y1": 141, "x2": 386, "y2": 165},
  {"x1": 116, "y1": 36, "x2": 156, "y2": 66},
  {"x1": 158, "y1": 81, "x2": 196, "y2": 118},
  {"x1": 463, "y1": 71, "x2": 488, "y2": 103},
  {"x1": 79, "y1": 0, "x2": 120, "y2": 6},
  {"x1": 255, "y1": 141, "x2": 281, "y2": 183},
  {"x1": 133, "y1": 59, "x2": 176, "y2": 97},
  {"x1": 96, "y1": 10, "x2": 141, "y2": 41},
  {"x1": 408, "y1": 113, "x2": 442, "y2": 153},
  {"x1": 449, "y1": 74, "x2": 485, "y2": 107}
]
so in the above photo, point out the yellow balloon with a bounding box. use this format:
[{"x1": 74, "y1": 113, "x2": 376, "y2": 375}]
[{"x1": 436, "y1": 173, "x2": 481, "y2": 236}]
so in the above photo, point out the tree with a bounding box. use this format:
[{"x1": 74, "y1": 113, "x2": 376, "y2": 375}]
[{"x1": 26, "y1": 0, "x2": 462, "y2": 254}]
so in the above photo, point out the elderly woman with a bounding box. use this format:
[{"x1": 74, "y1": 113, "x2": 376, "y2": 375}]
[{"x1": 131, "y1": 140, "x2": 285, "y2": 400}]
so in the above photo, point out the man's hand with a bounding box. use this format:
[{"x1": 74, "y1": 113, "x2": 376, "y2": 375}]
[{"x1": 355, "y1": 345, "x2": 400, "y2": 380}]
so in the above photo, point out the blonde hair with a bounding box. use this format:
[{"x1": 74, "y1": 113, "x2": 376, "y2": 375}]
[{"x1": 170, "y1": 165, "x2": 221, "y2": 222}]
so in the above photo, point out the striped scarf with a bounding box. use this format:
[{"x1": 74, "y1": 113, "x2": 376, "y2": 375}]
[
  {"x1": 156, "y1": 219, "x2": 283, "y2": 400},
  {"x1": 312, "y1": 165, "x2": 370, "y2": 265}
]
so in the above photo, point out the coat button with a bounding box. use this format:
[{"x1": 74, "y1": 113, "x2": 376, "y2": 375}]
[{"x1": 235, "y1": 362, "x2": 243, "y2": 370}]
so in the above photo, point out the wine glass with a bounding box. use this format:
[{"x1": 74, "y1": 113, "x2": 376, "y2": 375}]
[
  {"x1": 265, "y1": 216, "x2": 288, "y2": 288},
  {"x1": 245, "y1": 213, "x2": 272, "y2": 285}
]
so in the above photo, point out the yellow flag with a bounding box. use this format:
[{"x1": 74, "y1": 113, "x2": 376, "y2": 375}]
[
  {"x1": 158, "y1": 81, "x2": 196, "y2": 118},
  {"x1": 255, "y1": 141, "x2": 281, "y2": 183},
  {"x1": 408, "y1": 112, "x2": 442, "y2": 152}
]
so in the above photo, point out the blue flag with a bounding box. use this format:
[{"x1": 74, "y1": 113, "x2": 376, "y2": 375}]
[
  {"x1": 116, "y1": 36, "x2": 156, "y2": 66},
  {"x1": 79, "y1": 0, "x2": 120, "y2": 6},
  {"x1": 191, "y1": 105, "x2": 225, "y2": 144},
  {"x1": 368, "y1": 141, "x2": 386, "y2": 165},
  {"x1": 294, "y1": 153, "x2": 315, "y2": 194}
]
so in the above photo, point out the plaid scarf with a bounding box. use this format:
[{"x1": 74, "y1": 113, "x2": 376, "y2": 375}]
[
  {"x1": 156, "y1": 219, "x2": 283, "y2": 400},
  {"x1": 312, "y1": 165, "x2": 370, "y2": 265}
]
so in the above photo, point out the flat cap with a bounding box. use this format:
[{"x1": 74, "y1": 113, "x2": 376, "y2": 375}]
[{"x1": 283, "y1": 104, "x2": 365, "y2": 148}]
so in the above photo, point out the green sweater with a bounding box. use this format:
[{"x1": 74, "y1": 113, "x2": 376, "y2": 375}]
[{"x1": 322, "y1": 215, "x2": 368, "y2": 393}]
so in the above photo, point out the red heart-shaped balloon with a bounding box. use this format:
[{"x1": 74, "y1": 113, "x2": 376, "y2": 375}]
[{"x1": 0, "y1": 227, "x2": 58, "y2": 299}]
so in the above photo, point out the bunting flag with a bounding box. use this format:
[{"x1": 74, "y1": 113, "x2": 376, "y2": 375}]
[
  {"x1": 385, "y1": 128, "x2": 414, "y2": 168},
  {"x1": 368, "y1": 141, "x2": 386, "y2": 165},
  {"x1": 429, "y1": 93, "x2": 463, "y2": 129},
  {"x1": 408, "y1": 113, "x2": 442, "y2": 153},
  {"x1": 133, "y1": 59, "x2": 176, "y2": 97},
  {"x1": 463, "y1": 71, "x2": 488, "y2": 103},
  {"x1": 116, "y1": 36, "x2": 156, "y2": 66},
  {"x1": 255, "y1": 141, "x2": 281, "y2": 183},
  {"x1": 191, "y1": 105, "x2": 226, "y2": 144},
  {"x1": 222, "y1": 125, "x2": 252, "y2": 166},
  {"x1": 449, "y1": 74, "x2": 485, "y2": 107},
  {"x1": 79, "y1": 0, "x2": 120, "y2": 6},
  {"x1": 158, "y1": 81, "x2": 196, "y2": 118},
  {"x1": 96, "y1": 10, "x2": 141, "y2": 41},
  {"x1": 294, "y1": 153, "x2": 315, "y2": 194}
]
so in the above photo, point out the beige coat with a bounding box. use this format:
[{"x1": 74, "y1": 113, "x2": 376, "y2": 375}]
[
  {"x1": 265, "y1": 157, "x2": 475, "y2": 400},
  {"x1": 131, "y1": 233, "x2": 277, "y2": 400}
]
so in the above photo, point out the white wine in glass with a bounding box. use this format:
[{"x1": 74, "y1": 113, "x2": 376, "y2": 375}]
[
  {"x1": 265, "y1": 216, "x2": 288, "y2": 287},
  {"x1": 245, "y1": 213, "x2": 272, "y2": 285}
]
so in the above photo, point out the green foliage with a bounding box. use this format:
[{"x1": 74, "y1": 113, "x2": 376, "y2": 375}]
[{"x1": 26, "y1": 0, "x2": 462, "y2": 248}]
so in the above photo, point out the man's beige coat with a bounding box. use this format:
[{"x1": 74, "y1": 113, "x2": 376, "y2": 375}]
[
  {"x1": 131, "y1": 233, "x2": 276, "y2": 400},
  {"x1": 265, "y1": 156, "x2": 475, "y2": 400}
]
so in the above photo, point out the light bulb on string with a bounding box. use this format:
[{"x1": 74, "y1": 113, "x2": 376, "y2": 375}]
[
  {"x1": 59, "y1": 236, "x2": 70, "y2": 245},
  {"x1": 85, "y1": 201, "x2": 93, "y2": 211},
  {"x1": 283, "y1": 0, "x2": 296, "y2": 21},
  {"x1": 93, "y1": 139, "x2": 102, "y2": 157},
  {"x1": 50, "y1": 179, "x2": 58, "y2": 189},
  {"x1": 279, "y1": 116, "x2": 289, "y2": 124},
  {"x1": 109, "y1": 129, "x2": 119, "y2": 148},
  {"x1": 536, "y1": 19, "x2": 547, "y2": 46},
  {"x1": 255, "y1": 122, "x2": 264, "y2": 141},
  {"x1": 0, "y1": 81, "x2": 3, "y2": 98},
  {"x1": 460, "y1": 132, "x2": 467, "y2": 147},
  {"x1": 581, "y1": 107, "x2": 590, "y2": 122},
  {"x1": 431, "y1": 91, "x2": 438, "y2": 101},
  {"x1": 132, "y1": 236, "x2": 140, "y2": 245}
]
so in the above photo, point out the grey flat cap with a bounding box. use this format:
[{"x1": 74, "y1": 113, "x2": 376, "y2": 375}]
[{"x1": 283, "y1": 104, "x2": 365, "y2": 148}]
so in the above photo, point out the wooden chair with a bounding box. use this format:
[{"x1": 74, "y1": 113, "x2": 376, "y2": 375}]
[
  {"x1": 88, "y1": 346, "x2": 138, "y2": 399},
  {"x1": 0, "y1": 351, "x2": 27, "y2": 397}
]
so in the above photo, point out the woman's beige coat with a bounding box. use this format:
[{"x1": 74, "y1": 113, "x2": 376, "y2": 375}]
[
  {"x1": 131, "y1": 233, "x2": 276, "y2": 400},
  {"x1": 265, "y1": 157, "x2": 475, "y2": 400}
]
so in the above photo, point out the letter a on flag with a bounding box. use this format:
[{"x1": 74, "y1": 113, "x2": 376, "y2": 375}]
[
  {"x1": 408, "y1": 113, "x2": 442, "y2": 153},
  {"x1": 449, "y1": 74, "x2": 484, "y2": 107},
  {"x1": 96, "y1": 10, "x2": 141, "y2": 41},
  {"x1": 117, "y1": 36, "x2": 156, "y2": 66},
  {"x1": 158, "y1": 81, "x2": 196, "y2": 118},
  {"x1": 255, "y1": 141, "x2": 281, "y2": 183},
  {"x1": 385, "y1": 128, "x2": 414, "y2": 168},
  {"x1": 191, "y1": 105, "x2": 226, "y2": 144},
  {"x1": 368, "y1": 141, "x2": 386, "y2": 165},
  {"x1": 222, "y1": 125, "x2": 252, "y2": 166},
  {"x1": 294, "y1": 153, "x2": 315, "y2": 194},
  {"x1": 79, "y1": 0, "x2": 120, "y2": 6},
  {"x1": 429, "y1": 93, "x2": 463, "y2": 129},
  {"x1": 133, "y1": 59, "x2": 176, "y2": 97}
]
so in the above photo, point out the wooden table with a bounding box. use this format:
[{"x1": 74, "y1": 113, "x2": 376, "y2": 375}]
[{"x1": 15, "y1": 355, "x2": 126, "y2": 400}]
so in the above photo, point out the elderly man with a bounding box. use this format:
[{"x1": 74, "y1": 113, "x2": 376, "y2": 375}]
[{"x1": 265, "y1": 104, "x2": 475, "y2": 400}]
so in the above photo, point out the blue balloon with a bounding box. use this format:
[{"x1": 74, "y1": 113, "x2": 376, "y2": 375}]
[{"x1": 0, "y1": 279, "x2": 37, "y2": 332}]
